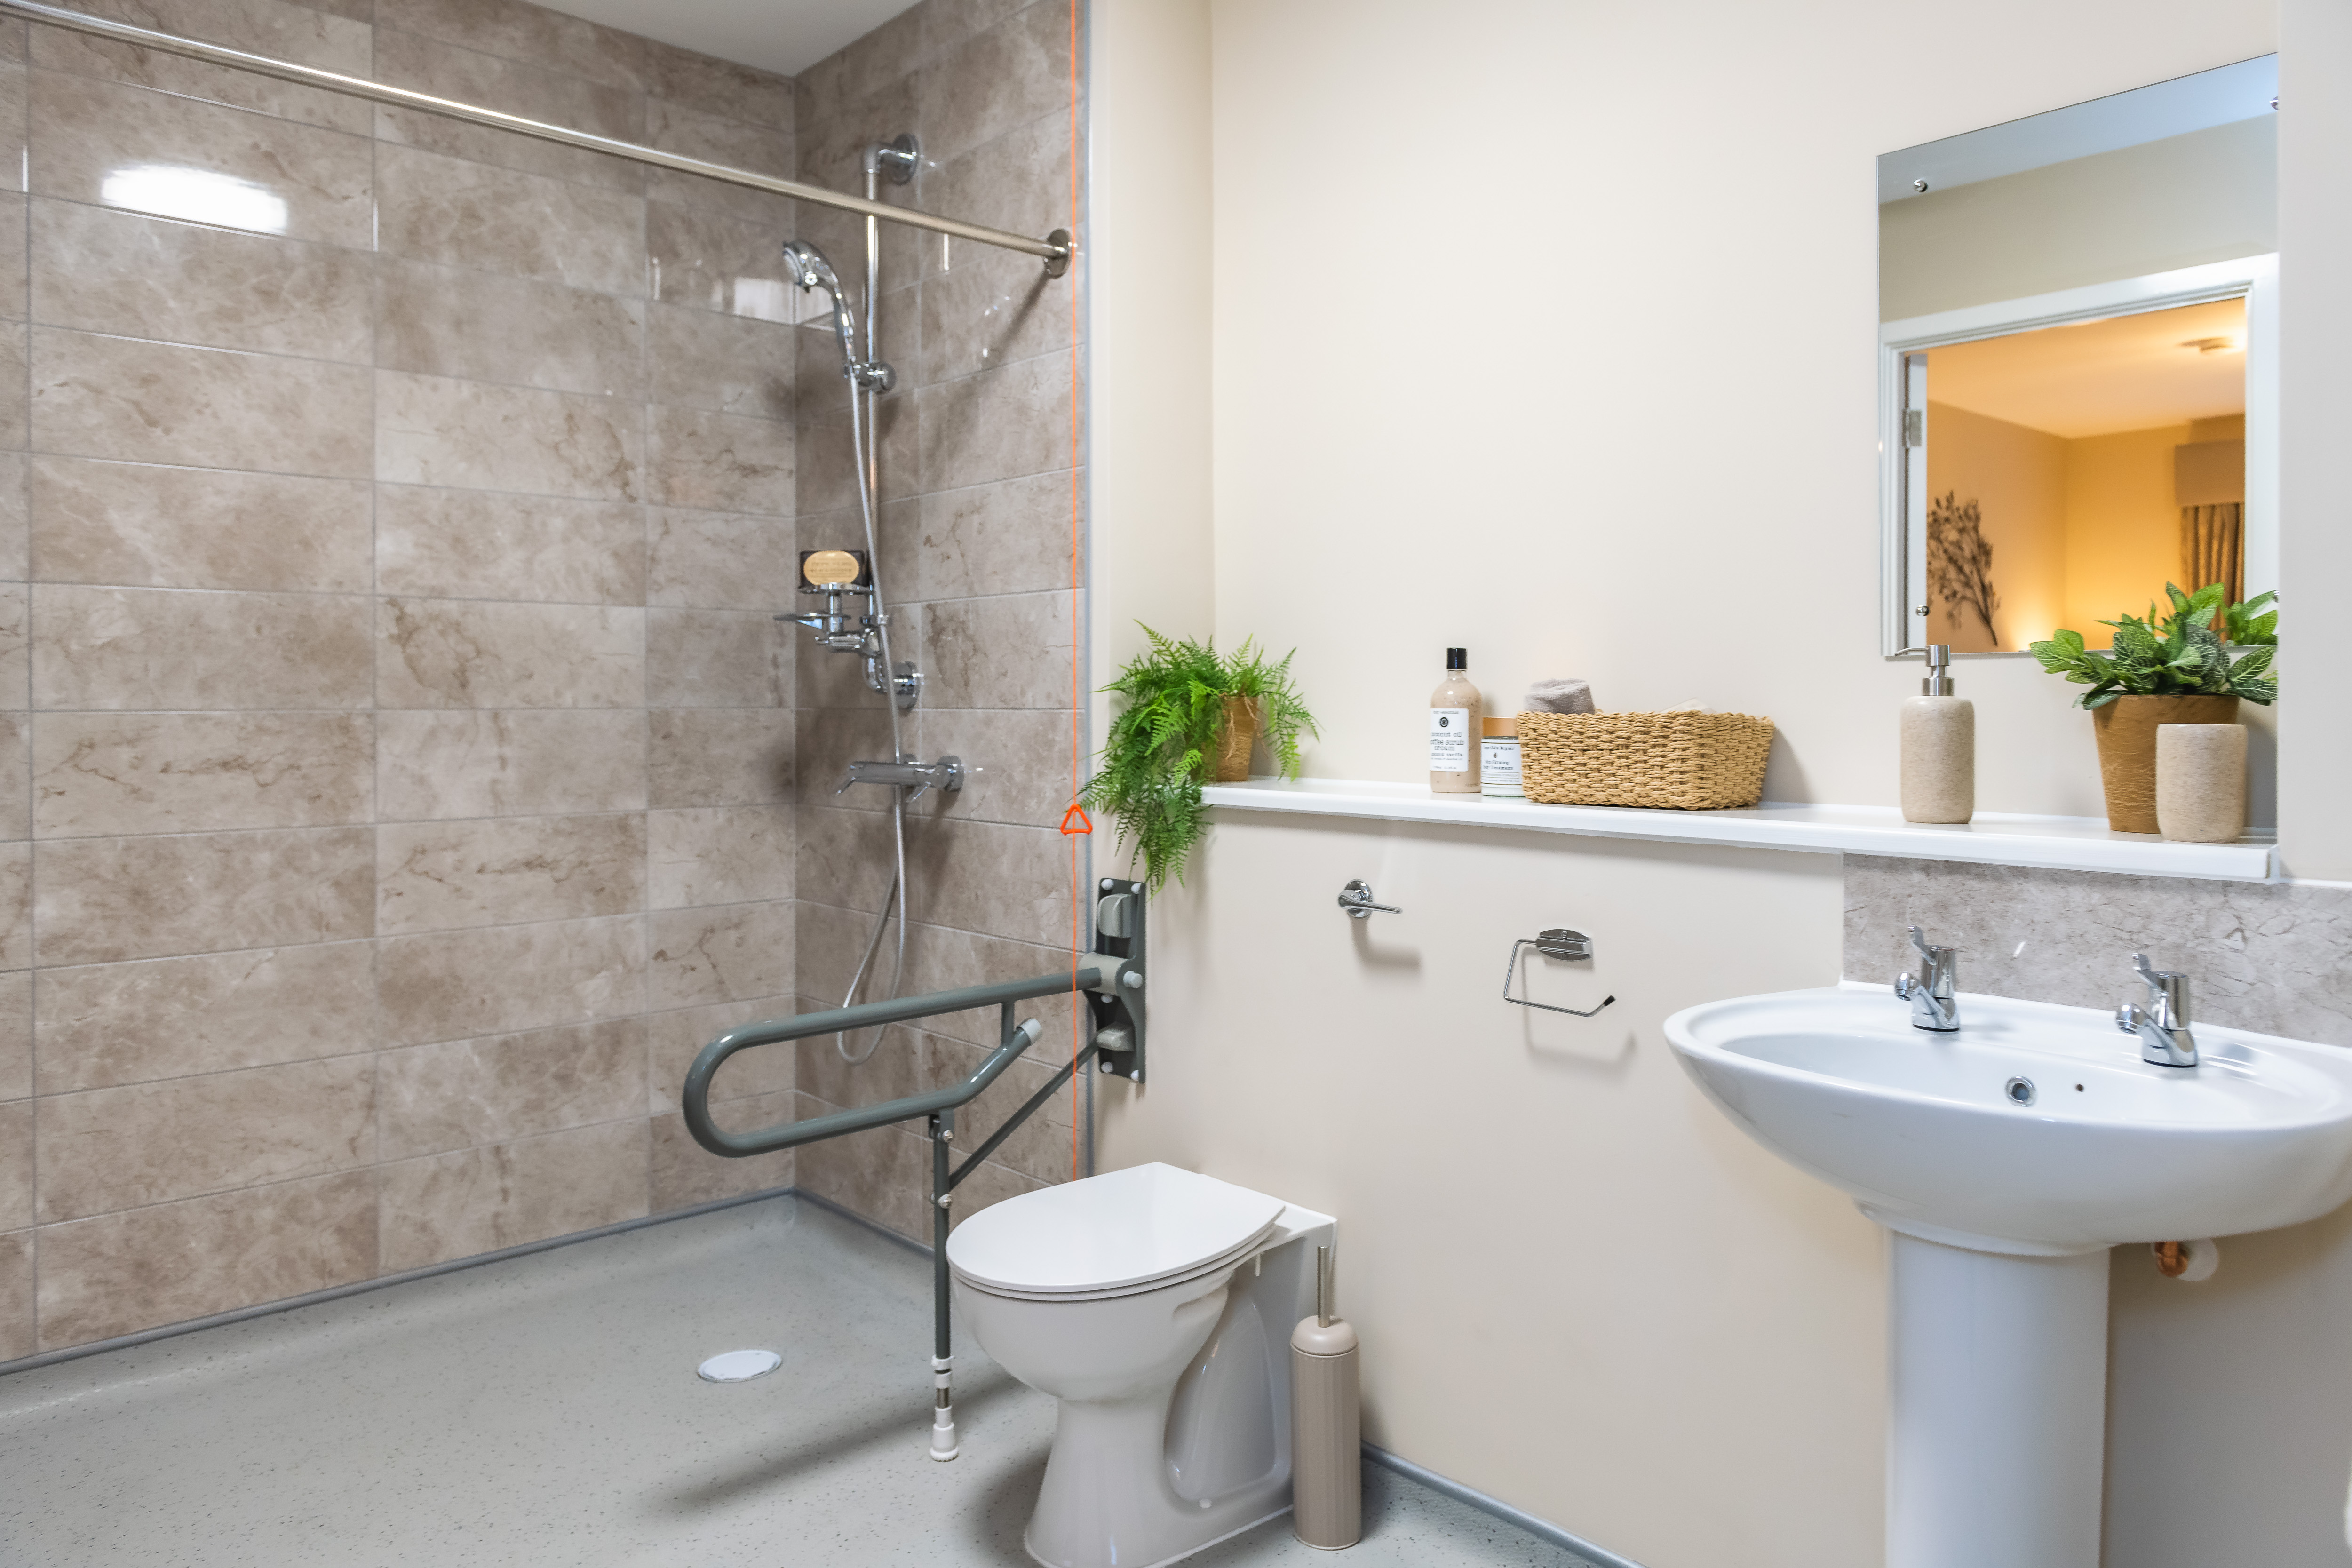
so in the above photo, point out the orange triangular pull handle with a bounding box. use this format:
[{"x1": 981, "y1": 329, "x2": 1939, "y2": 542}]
[{"x1": 1057, "y1": 802, "x2": 1094, "y2": 836}]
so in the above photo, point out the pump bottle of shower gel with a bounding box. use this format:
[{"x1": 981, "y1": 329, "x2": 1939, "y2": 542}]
[
  {"x1": 1900, "y1": 644, "x2": 1974, "y2": 824},
  {"x1": 1430, "y1": 647, "x2": 1481, "y2": 794}
]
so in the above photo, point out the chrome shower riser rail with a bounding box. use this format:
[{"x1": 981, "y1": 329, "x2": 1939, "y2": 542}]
[{"x1": 0, "y1": 0, "x2": 1073, "y2": 269}]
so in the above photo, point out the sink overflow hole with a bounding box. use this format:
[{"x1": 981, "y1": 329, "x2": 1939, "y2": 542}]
[{"x1": 2004, "y1": 1076, "x2": 2037, "y2": 1106}]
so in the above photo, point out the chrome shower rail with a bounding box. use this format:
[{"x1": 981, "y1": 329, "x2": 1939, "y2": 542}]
[{"x1": 0, "y1": 0, "x2": 1073, "y2": 271}]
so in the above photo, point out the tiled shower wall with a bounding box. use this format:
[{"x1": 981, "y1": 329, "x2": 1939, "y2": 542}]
[
  {"x1": 0, "y1": 0, "x2": 817, "y2": 1360},
  {"x1": 785, "y1": 0, "x2": 1088, "y2": 1242}
]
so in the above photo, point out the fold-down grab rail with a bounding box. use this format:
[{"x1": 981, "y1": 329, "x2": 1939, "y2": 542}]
[{"x1": 680, "y1": 878, "x2": 1148, "y2": 1465}]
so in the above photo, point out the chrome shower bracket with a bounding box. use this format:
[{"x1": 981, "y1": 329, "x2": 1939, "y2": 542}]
[
  {"x1": 880, "y1": 658, "x2": 921, "y2": 710},
  {"x1": 1503, "y1": 929, "x2": 1616, "y2": 1018},
  {"x1": 868, "y1": 132, "x2": 920, "y2": 185}
]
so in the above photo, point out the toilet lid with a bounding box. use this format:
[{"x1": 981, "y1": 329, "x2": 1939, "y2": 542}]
[{"x1": 946, "y1": 1163, "x2": 1287, "y2": 1297}]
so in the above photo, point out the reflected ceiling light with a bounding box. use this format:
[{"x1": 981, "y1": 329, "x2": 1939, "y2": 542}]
[
  {"x1": 2181, "y1": 336, "x2": 2242, "y2": 355},
  {"x1": 99, "y1": 165, "x2": 288, "y2": 234}
]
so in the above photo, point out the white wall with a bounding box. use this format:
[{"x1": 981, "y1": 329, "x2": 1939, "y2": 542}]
[{"x1": 1086, "y1": 1, "x2": 2352, "y2": 1563}]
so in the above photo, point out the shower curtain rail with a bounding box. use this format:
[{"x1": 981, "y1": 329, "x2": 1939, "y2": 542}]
[{"x1": 0, "y1": 0, "x2": 1073, "y2": 270}]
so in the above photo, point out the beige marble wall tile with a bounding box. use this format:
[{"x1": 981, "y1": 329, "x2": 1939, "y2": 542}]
[
  {"x1": 377, "y1": 1017, "x2": 647, "y2": 1161},
  {"x1": 378, "y1": 811, "x2": 646, "y2": 934},
  {"x1": 371, "y1": 25, "x2": 644, "y2": 192},
  {"x1": 37, "y1": 1054, "x2": 373, "y2": 1222},
  {"x1": 648, "y1": 805, "x2": 792, "y2": 909},
  {"x1": 921, "y1": 108, "x2": 1075, "y2": 276},
  {"x1": 32, "y1": 201, "x2": 372, "y2": 363},
  {"x1": 32, "y1": 586, "x2": 373, "y2": 710},
  {"x1": 794, "y1": 804, "x2": 898, "y2": 917},
  {"x1": 0, "y1": 843, "x2": 26, "y2": 971},
  {"x1": 647, "y1": 406, "x2": 794, "y2": 513},
  {"x1": 0, "y1": 194, "x2": 28, "y2": 322},
  {"x1": 367, "y1": 750, "x2": 575, "y2": 859},
  {"x1": 35, "y1": 826, "x2": 371, "y2": 966},
  {"x1": 377, "y1": 1118, "x2": 649, "y2": 1273},
  {"x1": 650, "y1": 1091, "x2": 795, "y2": 1211},
  {"x1": 1845, "y1": 857, "x2": 2352, "y2": 1046},
  {"x1": 0, "y1": 320, "x2": 25, "y2": 451},
  {"x1": 377, "y1": 260, "x2": 644, "y2": 400},
  {"x1": 645, "y1": 42, "x2": 793, "y2": 130},
  {"x1": 646, "y1": 509, "x2": 796, "y2": 610},
  {"x1": 29, "y1": 72, "x2": 373, "y2": 248},
  {"x1": 798, "y1": 1021, "x2": 1071, "y2": 1187},
  {"x1": 376, "y1": 486, "x2": 646, "y2": 605},
  {"x1": 32, "y1": 0, "x2": 374, "y2": 134},
  {"x1": 32, "y1": 329, "x2": 372, "y2": 478},
  {"x1": 791, "y1": 706, "x2": 892, "y2": 814},
  {"x1": 375, "y1": 143, "x2": 647, "y2": 298},
  {"x1": 793, "y1": 591, "x2": 908, "y2": 713},
  {"x1": 0, "y1": 714, "x2": 24, "y2": 841},
  {"x1": 920, "y1": 707, "x2": 1073, "y2": 829},
  {"x1": 919, "y1": 0, "x2": 1036, "y2": 75},
  {"x1": 30, "y1": 458, "x2": 371, "y2": 594},
  {"x1": 795, "y1": 1112, "x2": 929, "y2": 1244},
  {"x1": 0, "y1": 584, "x2": 23, "y2": 710},
  {"x1": 646, "y1": 608, "x2": 789, "y2": 708},
  {"x1": 795, "y1": 906, "x2": 1078, "y2": 1062},
  {"x1": 648, "y1": 709, "x2": 792, "y2": 808},
  {"x1": 34, "y1": 712, "x2": 372, "y2": 838},
  {"x1": 0, "y1": 1228, "x2": 28, "y2": 1362},
  {"x1": 918, "y1": 242, "x2": 1074, "y2": 389},
  {"x1": 645, "y1": 98, "x2": 793, "y2": 178},
  {"x1": 648, "y1": 898, "x2": 792, "y2": 1010},
  {"x1": 946, "y1": 1142, "x2": 1048, "y2": 1229},
  {"x1": 644, "y1": 991, "x2": 795, "y2": 1115},
  {"x1": 0, "y1": 971, "x2": 27, "y2": 1100},
  {"x1": 905, "y1": 472, "x2": 1072, "y2": 601},
  {"x1": 645, "y1": 303, "x2": 795, "y2": 420},
  {"x1": 0, "y1": 1099, "x2": 27, "y2": 1231},
  {"x1": 374, "y1": 0, "x2": 649, "y2": 92},
  {"x1": 914, "y1": 347, "x2": 1073, "y2": 493},
  {"x1": 0, "y1": 452, "x2": 26, "y2": 581},
  {"x1": 36, "y1": 941, "x2": 374, "y2": 1093},
  {"x1": 922, "y1": 590, "x2": 1074, "y2": 710},
  {"x1": 376, "y1": 371, "x2": 643, "y2": 502},
  {"x1": 917, "y1": 0, "x2": 1070, "y2": 168},
  {"x1": 34, "y1": 1170, "x2": 375, "y2": 1350},
  {"x1": 377, "y1": 912, "x2": 644, "y2": 1046},
  {"x1": 908, "y1": 817, "x2": 1071, "y2": 950},
  {"x1": 644, "y1": 202, "x2": 801, "y2": 323},
  {"x1": 378, "y1": 709, "x2": 648, "y2": 820},
  {"x1": 0, "y1": 53, "x2": 21, "y2": 201},
  {"x1": 376, "y1": 598, "x2": 644, "y2": 710}
]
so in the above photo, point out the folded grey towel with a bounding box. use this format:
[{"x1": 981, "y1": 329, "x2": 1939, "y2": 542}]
[{"x1": 1524, "y1": 677, "x2": 1596, "y2": 714}]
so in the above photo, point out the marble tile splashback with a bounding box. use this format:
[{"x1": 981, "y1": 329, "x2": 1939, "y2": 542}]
[
  {"x1": 788, "y1": 0, "x2": 1085, "y2": 1244},
  {"x1": 0, "y1": 0, "x2": 813, "y2": 1361},
  {"x1": 1845, "y1": 856, "x2": 2352, "y2": 1047}
]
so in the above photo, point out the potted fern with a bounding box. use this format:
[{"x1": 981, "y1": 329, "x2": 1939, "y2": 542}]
[
  {"x1": 1081, "y1": 628, "x2": 1318, "y2": 892},
  {"x1": 2028, "y1": 583, "x2": 2277, "y2": 833}
]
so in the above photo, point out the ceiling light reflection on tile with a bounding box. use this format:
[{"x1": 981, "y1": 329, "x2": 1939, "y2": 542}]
[{"x1": 99, "y1": 165, "x2": 288, "y2": 234}]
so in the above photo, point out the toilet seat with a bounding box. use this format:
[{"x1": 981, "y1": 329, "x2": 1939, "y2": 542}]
[{"x1": 947, "y1": 1163, "x2": 1287, "y2": 1302}]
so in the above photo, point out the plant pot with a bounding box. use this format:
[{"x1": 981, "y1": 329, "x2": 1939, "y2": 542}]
[
  {"x1": 1212, "y1": 694, "x2": 1257, "y2": 782},
  {"x1": 2090, "y1": 694, "x2": 2239, "y2": 833}
]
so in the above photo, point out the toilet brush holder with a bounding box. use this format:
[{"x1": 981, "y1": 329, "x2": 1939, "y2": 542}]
[{"x1": 1290, "y1": 1245, "x2": 1361, "y2": 1550}]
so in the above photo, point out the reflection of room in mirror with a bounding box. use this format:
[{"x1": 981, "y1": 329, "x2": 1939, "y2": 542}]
[{"x1": 1915, "y1": 300, "x2": 2244, "y2": 653}]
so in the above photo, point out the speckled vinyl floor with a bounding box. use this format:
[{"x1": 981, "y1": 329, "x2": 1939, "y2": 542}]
[{"x1": 0, "y1": 1197, "x2": 1601, "y2": 1567}]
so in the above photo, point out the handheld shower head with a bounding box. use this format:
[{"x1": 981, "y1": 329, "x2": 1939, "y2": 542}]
[{"x1": 781, "y1": 239, "x2": 858, "y2": 373}]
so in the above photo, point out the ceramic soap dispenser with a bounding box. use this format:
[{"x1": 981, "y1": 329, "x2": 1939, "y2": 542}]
[{"x1": 1901, "y1": 644, "x2": 1974, "y2": 824}]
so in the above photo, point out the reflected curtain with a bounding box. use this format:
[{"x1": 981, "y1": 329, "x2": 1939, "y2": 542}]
[{"x1": 2181, "y1": 503, "x2": 2242, "y2": 605}]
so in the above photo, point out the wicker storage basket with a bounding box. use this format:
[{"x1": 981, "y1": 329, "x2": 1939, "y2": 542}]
[{"x1": 1517, "y1": 711, "x2": 1775, "y2": 810}]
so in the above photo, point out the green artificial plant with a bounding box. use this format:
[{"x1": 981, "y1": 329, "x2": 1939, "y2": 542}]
[
  {"x1": 1081, "y1": 627, "x2": 1319, "y2": 893},
  {"x1": 2027, "y1": 582, "x2": 2278, "y2": 710}
]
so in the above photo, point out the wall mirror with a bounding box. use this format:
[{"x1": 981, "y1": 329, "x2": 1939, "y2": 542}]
[{"x1": 1878, "y1": 56, "x2": 2277, "y2": 656}]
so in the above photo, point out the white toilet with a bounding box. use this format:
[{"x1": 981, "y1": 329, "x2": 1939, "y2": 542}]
[{"x1": 947, "y1": 1162, "x2": 1337, "y2": 1568}]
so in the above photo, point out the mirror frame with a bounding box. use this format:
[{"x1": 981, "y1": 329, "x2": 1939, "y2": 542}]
[{"x1": 1878, "y1": 253, "x2": 2278, "y2": 657}]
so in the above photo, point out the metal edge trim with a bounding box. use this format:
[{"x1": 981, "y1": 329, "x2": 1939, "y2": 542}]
[{"x1": 1360, "y1": 1443, "x2": 1649, "y2": 1568}]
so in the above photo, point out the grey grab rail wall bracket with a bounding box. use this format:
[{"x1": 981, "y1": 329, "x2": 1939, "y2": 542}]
[
  {"x1": 680, "y1": 879, "x2": 1148, "y2": 1463},
  {"x1": 1503, "y1": 928, "x2": 1616, "y2": 1019}
]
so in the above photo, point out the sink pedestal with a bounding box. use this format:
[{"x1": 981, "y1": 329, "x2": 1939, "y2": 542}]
[{"x1": 1888, "y1": 1232, "x2": 2109, "y2": 1568}]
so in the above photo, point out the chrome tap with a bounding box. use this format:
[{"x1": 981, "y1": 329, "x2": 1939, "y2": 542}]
[
  {"x1": 2117, "y1": 954, "x2": 2197, "y2": 1067},
  {"x1": 1893, "y1": 925, "x2": 1959, "y2": 1032}
]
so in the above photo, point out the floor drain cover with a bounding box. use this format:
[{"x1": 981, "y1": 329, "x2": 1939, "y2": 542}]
[{"x1": 697, "y1": 1349, "x2": 782, "y2": 1383}]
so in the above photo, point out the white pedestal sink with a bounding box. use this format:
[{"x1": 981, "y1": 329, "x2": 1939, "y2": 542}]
[{"x1": 1665, "y1": 985, "x2": 2352, "y2": 1568}]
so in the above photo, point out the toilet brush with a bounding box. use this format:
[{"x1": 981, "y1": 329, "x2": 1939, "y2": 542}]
[{"x1": 1290, "y1": 1244, "x2": 1361, "y2": 1549}]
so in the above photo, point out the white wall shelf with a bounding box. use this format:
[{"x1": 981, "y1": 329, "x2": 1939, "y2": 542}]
[{"x1": 1201, "y1": 778, "x2": 2278, "y2": 882}]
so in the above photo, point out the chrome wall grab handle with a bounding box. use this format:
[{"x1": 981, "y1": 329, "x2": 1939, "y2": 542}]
[
  {"x1": 1338, "y1": 879, "x2": 1401, "y2": 918},
  {"x1": 1503, "y1": 929, "x2": 1616, "y2": 1018}
]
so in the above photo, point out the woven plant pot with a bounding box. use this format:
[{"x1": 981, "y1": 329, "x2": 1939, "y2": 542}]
[
  {"x1": 1518, "y1": 711, "x2": 1774, "y2": 810},
  {"x1": 2090, "y1": 694, "x2": 2239, "y2": 833},
  {"x1": 1212, "y1": 694, "x2": 1256, "y2": 782}
]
